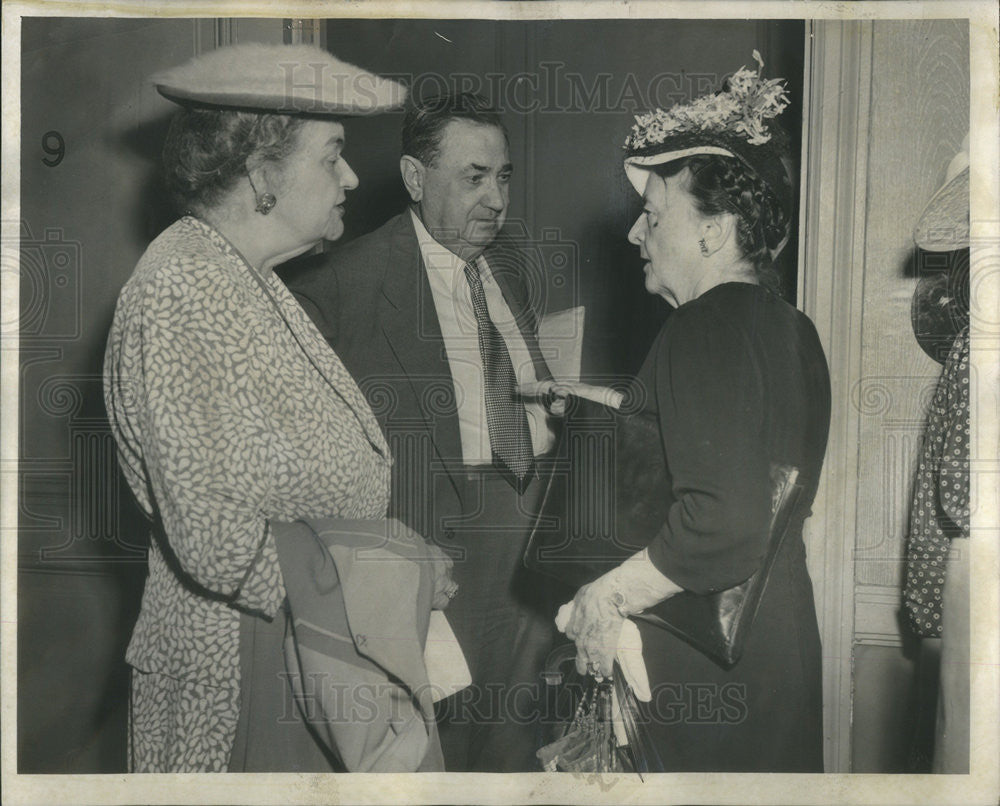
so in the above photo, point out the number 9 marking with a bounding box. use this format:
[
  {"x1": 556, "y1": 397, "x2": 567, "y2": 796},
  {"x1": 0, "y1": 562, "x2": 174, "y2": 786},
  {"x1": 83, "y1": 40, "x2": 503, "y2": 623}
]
[{"x1": 42, "y1": 130, "x2": 65, "y2": 167}]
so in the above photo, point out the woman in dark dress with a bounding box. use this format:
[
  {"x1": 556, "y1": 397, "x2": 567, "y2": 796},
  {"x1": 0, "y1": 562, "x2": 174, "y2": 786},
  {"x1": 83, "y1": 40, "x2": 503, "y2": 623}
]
[{"x1": 560, "y1": 54, "x2": 831, "y2": 771}]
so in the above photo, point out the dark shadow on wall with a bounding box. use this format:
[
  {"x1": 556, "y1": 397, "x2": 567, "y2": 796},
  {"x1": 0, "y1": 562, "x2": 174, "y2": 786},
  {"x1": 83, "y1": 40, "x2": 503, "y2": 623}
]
[
  {"x1": 118, "y1": 111, "x2": 182, "y2": 242},
  {"x1": 301, "y1": 17, "x2": 805, "y2": 382},
  {"x1": 17, "y1": 473, "x2": 149, "y2": 774},
  {"x1": 17, "y1": 70, "x2": 173, "y2": 775},
  {"x1": 898, "y1": 610, "x2": 939, "y2": 773},
  {"x1": 583, "y1": 214, "x2": 672, "y2": 379}
]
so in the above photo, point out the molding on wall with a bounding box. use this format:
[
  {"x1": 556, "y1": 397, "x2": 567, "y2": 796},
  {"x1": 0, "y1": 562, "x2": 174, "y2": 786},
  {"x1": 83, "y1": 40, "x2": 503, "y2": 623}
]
[
  {"x1": 285, "y1": 18, "x2": 324, "y2": 46},
  {"x1": 194, "y1": 19, "x2": 223, "y2": 54},
  {"x1": 855, "y1": 584, "x2": 906, "y2": 647},
  {"x1": 799, "y1": 18, "x2": 874, "y2": 774},
  {"x1": 193, "y1": 18, "x2": 250, "y2": 53},
  {"x1": 18, "y1": 559, "x2": 145, "y2": 578},
  {"x1": 18, "y1": 470, "x2": 68, "y2": 534},
  {"x1": 19, "y1": 467, "x2": 149, "y2": 566}
]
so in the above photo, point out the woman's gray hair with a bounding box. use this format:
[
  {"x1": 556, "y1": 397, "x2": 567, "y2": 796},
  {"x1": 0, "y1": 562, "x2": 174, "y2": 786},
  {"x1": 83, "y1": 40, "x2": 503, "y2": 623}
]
[{"x1": 161, "y1": 107, "x2": 307, "y2": 214}]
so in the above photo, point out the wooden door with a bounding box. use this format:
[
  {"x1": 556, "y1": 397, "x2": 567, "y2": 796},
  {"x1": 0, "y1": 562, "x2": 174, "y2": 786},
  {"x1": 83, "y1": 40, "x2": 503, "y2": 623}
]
[{"x1": 16, "y1": 16, "x2": 285, "y2": 773}]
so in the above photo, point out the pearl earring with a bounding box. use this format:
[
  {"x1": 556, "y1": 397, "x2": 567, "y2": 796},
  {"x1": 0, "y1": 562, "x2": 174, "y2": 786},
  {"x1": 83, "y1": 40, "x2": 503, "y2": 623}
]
[{"x1": 699, "y1": 238, "x2": 708, "y2": 256}]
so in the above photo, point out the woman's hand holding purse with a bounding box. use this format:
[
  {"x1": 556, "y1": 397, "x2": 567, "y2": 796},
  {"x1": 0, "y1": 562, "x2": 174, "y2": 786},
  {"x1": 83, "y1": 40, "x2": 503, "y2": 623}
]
[{"x1": 559, "y1": 548, "x2": 681, "y2": 679}]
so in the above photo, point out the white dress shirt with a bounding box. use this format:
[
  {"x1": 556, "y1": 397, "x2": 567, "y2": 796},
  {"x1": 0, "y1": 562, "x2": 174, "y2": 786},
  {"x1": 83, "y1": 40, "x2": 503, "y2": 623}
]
[{"x1": 410, "y1": 209, "x2": 554, "y2": 465}]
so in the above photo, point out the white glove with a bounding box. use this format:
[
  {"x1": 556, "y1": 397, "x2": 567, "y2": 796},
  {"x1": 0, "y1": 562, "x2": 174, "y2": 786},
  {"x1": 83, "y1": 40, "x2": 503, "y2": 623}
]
[{"x1": 555, "y1": 601, "x2": 651, "y2": 702}]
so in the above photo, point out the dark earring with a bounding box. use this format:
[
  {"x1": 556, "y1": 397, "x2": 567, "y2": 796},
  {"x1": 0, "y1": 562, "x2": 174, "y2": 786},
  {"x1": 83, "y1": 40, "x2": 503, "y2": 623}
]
[
  {"x1": 247, "y1": 173, "x2": 277, "y2": 216},
  {"x1": 255, "y1": 193, "x2": 277, "y2": 215},
  {"x1": 699, "y1": 238, "x2": 709, "y2": 256}
]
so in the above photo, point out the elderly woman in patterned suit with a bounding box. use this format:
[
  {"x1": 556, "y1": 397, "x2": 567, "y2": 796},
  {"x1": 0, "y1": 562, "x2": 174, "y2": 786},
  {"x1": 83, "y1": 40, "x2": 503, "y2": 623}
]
[{"x1": 103, "y1": 44, "x2": 454, "y2": 773}]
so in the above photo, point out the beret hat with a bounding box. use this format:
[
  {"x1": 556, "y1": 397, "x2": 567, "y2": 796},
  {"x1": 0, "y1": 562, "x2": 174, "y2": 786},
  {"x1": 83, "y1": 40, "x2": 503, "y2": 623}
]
[{"x1": 152, "y1": 43, "x2": 407, "y2": 115}]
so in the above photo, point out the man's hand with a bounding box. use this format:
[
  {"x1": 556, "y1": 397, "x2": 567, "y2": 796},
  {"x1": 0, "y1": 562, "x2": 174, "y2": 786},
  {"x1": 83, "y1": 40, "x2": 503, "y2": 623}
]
[
  {"x1": 382, "y1": 518, "x2": 457, "y2": 609},
  {"x1": 516, "y1": 379, "x2": 625, "y2": 416},
  {"x1": 427, "y1": 543, "x2": 457, "y2": 610}
]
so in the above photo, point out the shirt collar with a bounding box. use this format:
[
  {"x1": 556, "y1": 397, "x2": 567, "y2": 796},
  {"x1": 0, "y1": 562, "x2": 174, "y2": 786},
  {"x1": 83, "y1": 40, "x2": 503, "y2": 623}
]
[{"x1": 410, "y1": 208, "x2": 489, "y2": 284}]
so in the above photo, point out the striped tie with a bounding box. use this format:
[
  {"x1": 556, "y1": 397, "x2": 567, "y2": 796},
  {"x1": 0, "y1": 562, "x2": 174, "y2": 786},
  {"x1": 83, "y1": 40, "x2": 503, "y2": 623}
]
[{"x1": 463, "y1": 261, "x2": 535, "y2": 491}]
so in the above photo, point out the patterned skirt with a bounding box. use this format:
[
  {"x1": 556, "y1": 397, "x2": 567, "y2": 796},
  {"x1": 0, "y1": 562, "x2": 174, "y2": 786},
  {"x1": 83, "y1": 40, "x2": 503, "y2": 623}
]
[{"x1": 129, "y1": 609, "x2": 341, "y2": 772}]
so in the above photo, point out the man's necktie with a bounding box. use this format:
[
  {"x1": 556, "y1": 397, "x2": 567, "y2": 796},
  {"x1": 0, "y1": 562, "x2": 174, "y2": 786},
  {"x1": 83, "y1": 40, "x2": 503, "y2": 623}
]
[{"x1": 463, "y1": 261, "x2": 535, "y2": 490}]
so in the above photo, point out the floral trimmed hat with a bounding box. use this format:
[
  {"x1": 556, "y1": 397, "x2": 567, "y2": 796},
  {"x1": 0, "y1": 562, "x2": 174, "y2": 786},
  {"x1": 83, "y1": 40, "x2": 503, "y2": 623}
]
[{"x1": 623, "y1": 51, "x2": 792, "y2": 218}]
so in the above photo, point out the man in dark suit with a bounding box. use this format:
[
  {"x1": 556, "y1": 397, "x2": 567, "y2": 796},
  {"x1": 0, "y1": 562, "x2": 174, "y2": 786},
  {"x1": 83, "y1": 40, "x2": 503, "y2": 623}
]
[{"x1": 285, "y1": 93, "x2": 560, "y2": 772}]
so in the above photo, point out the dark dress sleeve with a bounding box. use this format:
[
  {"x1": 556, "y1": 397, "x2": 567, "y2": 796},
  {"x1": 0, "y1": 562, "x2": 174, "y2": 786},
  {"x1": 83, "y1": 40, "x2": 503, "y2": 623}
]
[{"x1": 644, "y1": 302, "x2": 773, "y2": 594}]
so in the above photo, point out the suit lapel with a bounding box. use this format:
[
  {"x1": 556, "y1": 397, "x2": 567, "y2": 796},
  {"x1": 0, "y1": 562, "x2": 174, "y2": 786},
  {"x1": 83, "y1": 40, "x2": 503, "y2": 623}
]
[
  {"x1": 377, "y1": 214, "x2": 466, "y2": 494},
  {"x1": 264, "y1": 274, "x2": 391, "y2": 458},
  {"x1": 375, "y1": 216, "x2": 553, "y2": 500}
]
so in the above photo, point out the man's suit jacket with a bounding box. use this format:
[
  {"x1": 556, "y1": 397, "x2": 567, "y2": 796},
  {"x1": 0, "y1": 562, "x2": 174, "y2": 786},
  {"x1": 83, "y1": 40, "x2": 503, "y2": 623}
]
[{"x1": 286, "y1": 211, "x2": 553, "y2": 544}]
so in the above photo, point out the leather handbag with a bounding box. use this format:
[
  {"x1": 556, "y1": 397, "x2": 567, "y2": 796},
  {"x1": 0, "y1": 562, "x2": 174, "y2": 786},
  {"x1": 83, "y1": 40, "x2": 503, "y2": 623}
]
[{"x1": 525, "y1": 395, "x2": 804, "y2": 668}]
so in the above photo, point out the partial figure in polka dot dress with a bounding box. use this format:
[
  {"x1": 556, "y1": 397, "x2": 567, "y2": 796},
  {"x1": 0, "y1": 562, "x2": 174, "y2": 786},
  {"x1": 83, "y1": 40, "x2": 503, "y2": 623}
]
[{"x1": 902, "y1": 134, "x2": 970, "y2": 774}]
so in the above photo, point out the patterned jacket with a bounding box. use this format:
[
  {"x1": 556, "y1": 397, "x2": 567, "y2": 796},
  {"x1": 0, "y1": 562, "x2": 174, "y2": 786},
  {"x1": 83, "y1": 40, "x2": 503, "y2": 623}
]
[
  {"x1": 104, "y1": 216, "x2": 391, "y2": 770},
  {"x1": 903, "y1": 327, "x2": 971, "y2": 637}
]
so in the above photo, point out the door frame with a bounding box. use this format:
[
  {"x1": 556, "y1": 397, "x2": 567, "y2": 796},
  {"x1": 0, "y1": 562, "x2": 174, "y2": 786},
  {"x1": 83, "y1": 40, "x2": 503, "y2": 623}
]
[{"x1": 797, "y1": 18, "x2": 874, "y2": 773}]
